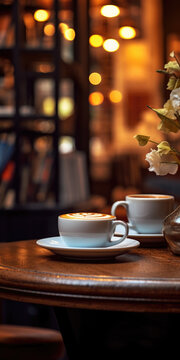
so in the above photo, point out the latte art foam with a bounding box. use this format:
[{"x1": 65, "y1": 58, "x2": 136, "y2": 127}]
[{"x1": 60, "y1": 212, "x2": 115, "y2": 220}]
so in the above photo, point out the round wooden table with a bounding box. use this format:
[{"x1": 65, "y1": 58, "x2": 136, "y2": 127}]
[{"x1": 0, "y1": 239, "x2": 180, "y2": 359}]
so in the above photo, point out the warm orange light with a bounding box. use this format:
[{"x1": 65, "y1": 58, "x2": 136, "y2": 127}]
[
  {"x1": 44, "y1": 23, "x2": 55, "y2": 36},
  {"x1": 59, "y1": 22, "x2": 69, "y2": 33},
  {"x1": 119, "y1": 26, "x2": 136, "y2": 39},
  {"x1": 34, "y1": 9, "x2": 49, "y2": 22},
  {"x1": 23, "y1": 13, "x2": 34, "y2": 28},
  {"x1": 103, "y1": 39, "x2": 119, "y2": 52},
  {"x1": 109, "y1": 90, "x2": 122, "y2": 103},
  {"x1": 89, "y1": 72, "x2": 102, "y2": 85},
  {"x1": 39, "y1": 63, "x2": 54, "y2": 73},
  {"x1": 89, "y1": 34, "x2": 103, "y2": 48},
  {"x1": 64, "y1": 28, "x2": 75, "y2": 41},
  {"x1": 89, "y1": 92, "x2": 104, "y2": 106},
  {"x1": 100, "y1": 5, "x2": 120, "y2": 18}
]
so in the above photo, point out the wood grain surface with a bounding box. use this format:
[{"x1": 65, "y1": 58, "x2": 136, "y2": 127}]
[{"x1": 0, "y1": 240, "x2": 180, "y2": 312}]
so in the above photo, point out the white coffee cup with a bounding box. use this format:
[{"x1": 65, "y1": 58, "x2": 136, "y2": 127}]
[
  {"x1": 58, "y1": 212, "x2": 129, "y2": 248},
  {"x1": 111, "y1": 194, "x2": 174, "y2": 234}
]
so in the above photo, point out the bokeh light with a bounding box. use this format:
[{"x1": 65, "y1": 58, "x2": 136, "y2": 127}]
[
  {"x1": 109, "y1": 90, "x2": 122, "y2": 103},
  {"x1": 43, "y1": 96, "x2": 74, "y2": 119},
  {"x1": 39, "y1": 63, "x2": 54, "y2": 73},
  {"x1": 103, "y1": 39, "x2": 119, "y2": 52},
  {"x1": 64, "y1": 28, "x2": 76, "y2": 41},
  {"x1": 58, "y1": 97, "x2": 74, "y2": 119},
  {"x1": 59, "y1": 136, "x2": 75, "y2": 154},
  {"x1": 59, "y1": 22, "x2": 69, "y2": 33},
  {"x1": 100, "y1": 5, "x2": 120, "y2": 18},
  {"x1": 89, "y1": 92, "x2": 104, "y2": 106},
  {"x1": 43, "y1": 97, "x2": 54, "y2": 115},
  {"x1": 34, "y1": 9, "x2": 49, "y2": 22},
  {"x1": 44, "y1": 23, "x2": 55, "y2": 36},
  {"x1": 89, "y1": 34, "x2": 103, "y2": 48},
  {"x1": 89, "y1": 72, "x2": 102, "y2": 85},
  {"x1": 119, "y1": 26, "x2": 136, "y2": 39}
]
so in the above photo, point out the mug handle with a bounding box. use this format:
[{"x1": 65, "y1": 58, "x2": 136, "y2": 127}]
[
  {"x1": 109, "y1": 219, "x2": 129, "y2": 245},
  {"x1": 111, "y1": 201, "x2": 134, "y2": 229},
  {"x1": 111, "y1": 200, "x2": 128, "y2": 216}
]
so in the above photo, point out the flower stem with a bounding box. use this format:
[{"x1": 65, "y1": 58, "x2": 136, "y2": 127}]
[
  {"x1": 149, "y1": 140, "x2": 159, "y2": 145},
  {"x1": 148, "y1": 138, "x2": 180, "y2": 156},
  {"x1": 170, "y1": 146, "x2": 180, "y2": 156}
]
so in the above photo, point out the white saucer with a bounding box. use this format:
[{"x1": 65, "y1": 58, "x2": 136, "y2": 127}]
[
  {"x1": 115, "y1": 225, "x2": 165, "y2": 246},
  {"x1": 36, "y1": 236, "x2": 140, "y2": 260}
]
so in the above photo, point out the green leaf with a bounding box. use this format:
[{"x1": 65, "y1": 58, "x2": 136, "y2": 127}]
[
  {"x1": 158, "y1": 118, "x2": 180, "y2": 133},
  {"x1": 167, "y1": 76, "x2": 180, "y2": 90},
  {"x1": 147, "y1": 106, "x2": 180, "y2": 133},
  {"x1": 157, "y1": 141, "x2": 171, "y2": 154},
  {"x1": 164, "y1": 60, "x2": 180, "y2": 72},
  {"x1": 134, "y1": 134, "x2": 150, "y2": 146},
  {"x1": 156, "y1": 69, "x2": 168, "y2": 75}
]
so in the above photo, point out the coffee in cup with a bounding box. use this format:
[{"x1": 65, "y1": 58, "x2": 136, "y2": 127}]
[
  {"x1": 111, "y1": 194, "x2": 174, "y2": 234},
  {"x1": 58, "y1": 212, "x2": 129, "y2": 248}
]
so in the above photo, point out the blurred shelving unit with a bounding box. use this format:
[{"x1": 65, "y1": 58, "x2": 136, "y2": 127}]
[{"x1": 0, "y1": 0, "x2": 90, "y2": 241}]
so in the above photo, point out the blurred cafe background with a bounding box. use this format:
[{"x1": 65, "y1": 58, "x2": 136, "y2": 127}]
[
  {"x1": 0, "y1": 0, "x2": 180, "y2": 239},
  {"x1": 1, "y1": 0, "x2": 180, "y2": 355}
]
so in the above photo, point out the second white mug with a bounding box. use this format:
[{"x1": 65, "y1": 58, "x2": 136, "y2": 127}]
[{"x1": 111, "y1": 194, "x2": 174, "y2": 234}]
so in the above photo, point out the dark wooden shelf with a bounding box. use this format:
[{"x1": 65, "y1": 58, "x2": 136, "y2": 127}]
[
  {"x1": 0, "y1": 47, "x2": 13, "y2": 56},
  {"x1": 0, "y1": 114, "x2": 56, "y2": 121},
  {"x1": 0, "y1": 0, "x2": 89, "y2": 208}
]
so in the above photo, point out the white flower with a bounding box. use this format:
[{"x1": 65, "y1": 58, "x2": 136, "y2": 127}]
[
  {"x1": 170, "y1": 88, "x2": 180, "y2": 111},
  {"x1": 145, "y1": 149, "x2": 178, "y2": 176}
]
